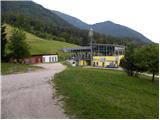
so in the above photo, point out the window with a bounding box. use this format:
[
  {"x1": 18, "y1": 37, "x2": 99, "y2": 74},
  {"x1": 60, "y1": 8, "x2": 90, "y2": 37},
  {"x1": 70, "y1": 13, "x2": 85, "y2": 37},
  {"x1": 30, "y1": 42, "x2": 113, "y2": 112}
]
[
  {"x1": 52, "y1": 57, "x2": 54, "y2": 62},
  {"x1": 55, "y1": 56, "x2": 57, "y2": 61},
  {"x1": 49, "y1": 57, "x2": 51, "y2": 62},
  {"x1": 102, "y1": 62, "x2": 105, "y2": 67}
]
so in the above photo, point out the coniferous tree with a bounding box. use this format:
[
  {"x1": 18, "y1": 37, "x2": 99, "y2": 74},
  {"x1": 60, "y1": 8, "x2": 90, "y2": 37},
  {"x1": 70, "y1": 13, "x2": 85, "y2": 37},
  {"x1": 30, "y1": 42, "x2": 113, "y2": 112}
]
[
  {"x1": 1, "y1": 24, "x2": 7, "y2": 61},
  {"x1": 9, "y1": 28, "x2": 30, "y2": 63}
]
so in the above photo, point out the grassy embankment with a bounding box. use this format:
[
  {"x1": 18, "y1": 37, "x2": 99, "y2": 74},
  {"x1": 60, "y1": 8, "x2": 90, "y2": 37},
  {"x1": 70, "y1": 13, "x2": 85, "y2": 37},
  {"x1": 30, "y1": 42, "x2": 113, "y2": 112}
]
[
  {"x1": 1, "y1": 24, "x2": 78, "y2": 75},
  {"x1": 53, "y1": 66, "x2": 159, "y2": 119}
]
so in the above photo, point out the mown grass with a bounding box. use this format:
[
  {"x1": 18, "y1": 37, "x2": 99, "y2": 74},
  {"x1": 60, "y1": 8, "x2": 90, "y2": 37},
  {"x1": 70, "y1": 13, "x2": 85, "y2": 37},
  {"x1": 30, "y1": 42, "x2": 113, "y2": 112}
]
[
  {"x1": 1, "y1": 63, "x2": 42, "y2": 75},
  {"x1": 5, "y1": 24, "x2": 78, "y2": 55},
  {"x1": 53, "y1": 67, "x2": 159, "y2": 119}
]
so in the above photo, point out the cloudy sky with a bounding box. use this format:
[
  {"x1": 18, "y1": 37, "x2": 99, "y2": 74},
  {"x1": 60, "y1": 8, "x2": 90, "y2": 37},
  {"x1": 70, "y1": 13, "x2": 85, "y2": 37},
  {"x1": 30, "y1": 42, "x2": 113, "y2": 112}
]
[{"x1": 33, "y1": 0, "x2": 160, "y2": 43}]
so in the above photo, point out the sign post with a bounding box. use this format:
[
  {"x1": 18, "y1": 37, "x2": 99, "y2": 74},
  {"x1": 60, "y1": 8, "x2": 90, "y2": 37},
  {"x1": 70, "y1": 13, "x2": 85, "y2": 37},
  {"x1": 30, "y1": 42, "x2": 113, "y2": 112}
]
[{"x1": 89, "y1": 28, "x2": 93, "y2": 66}]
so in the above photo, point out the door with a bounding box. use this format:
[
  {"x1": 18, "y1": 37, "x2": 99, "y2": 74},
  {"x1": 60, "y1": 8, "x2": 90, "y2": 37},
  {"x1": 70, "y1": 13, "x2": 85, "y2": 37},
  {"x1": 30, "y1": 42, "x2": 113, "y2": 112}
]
[
  {"x1": 102, "y1": 62, "x2": 105, "y2": 67},
  {"x1": 43, "y1": 57, "x2": 45, "y2": 63}
]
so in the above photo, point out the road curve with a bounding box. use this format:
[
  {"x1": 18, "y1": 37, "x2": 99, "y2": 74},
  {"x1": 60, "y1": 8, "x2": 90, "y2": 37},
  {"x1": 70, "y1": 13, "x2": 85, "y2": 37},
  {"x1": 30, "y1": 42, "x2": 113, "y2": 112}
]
[{"x1": 1, "y1": 63, "x2": 67, "y2": 119}]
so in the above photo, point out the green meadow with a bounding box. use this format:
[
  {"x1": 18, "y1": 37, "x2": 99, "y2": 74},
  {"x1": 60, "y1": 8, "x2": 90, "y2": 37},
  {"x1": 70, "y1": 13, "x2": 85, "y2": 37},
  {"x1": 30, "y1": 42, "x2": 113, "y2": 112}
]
[
  {"x1": 53, "y1": 67, "x2": 159, "y2": 119},
  {"x1": 5, "y1": 24, "x2": 78, "y2": 55}
]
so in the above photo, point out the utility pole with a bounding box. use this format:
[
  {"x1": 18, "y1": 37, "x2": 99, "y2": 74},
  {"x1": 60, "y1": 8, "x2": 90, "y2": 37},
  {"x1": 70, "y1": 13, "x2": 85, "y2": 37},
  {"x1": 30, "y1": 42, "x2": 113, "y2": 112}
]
[{"x1": 89, "y1": 28, "x2": 93, "y2": 66}]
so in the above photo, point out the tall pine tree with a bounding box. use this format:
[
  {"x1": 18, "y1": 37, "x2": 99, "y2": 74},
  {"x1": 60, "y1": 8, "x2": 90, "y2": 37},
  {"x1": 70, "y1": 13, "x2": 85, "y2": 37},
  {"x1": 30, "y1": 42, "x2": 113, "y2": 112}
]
[
  {"x1": 9, "y1": 28, "x2": 30, "y2": 63},
  {"x1": 1, "y1": 24, "x2": 7, "y2": 61}
]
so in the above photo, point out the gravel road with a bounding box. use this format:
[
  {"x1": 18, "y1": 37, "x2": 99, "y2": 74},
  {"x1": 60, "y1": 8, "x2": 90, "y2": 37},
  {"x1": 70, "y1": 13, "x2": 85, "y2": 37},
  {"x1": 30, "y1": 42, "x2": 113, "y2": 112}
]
[{"x1": 1, "y1": 63, "x2": 68, "y2": 119}]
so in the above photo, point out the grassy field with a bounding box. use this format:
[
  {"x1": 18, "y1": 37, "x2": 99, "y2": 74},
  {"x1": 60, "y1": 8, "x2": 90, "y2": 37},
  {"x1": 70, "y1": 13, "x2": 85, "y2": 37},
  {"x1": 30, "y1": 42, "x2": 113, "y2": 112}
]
[
  {"x1": 5, "y1": 24, "x2": 78, "y2": 55},
  {"x1": 53, "y1": 67, "x2": 159, "y2": 119},
  {"x1": 1, "y1": 63, "x2": 42, "y2": 75}
]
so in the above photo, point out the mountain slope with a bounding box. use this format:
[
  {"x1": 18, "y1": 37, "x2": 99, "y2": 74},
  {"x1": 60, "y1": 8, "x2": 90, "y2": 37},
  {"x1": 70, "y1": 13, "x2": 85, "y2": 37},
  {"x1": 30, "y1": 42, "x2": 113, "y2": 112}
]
[
  {"x1": 53, "y1": 10, "x2": 89, "y2": 30},
  {"x1": 5, "y1": 24, "x2": 78, "y2": 55},
  {"x1": 1, "y1": 1, "x2": 74, "y2": 28},
  {"x1": 1, "y1": 1, "x2": 90, "y2": 46},
  {"x1": 2, "y1": 1, "x2": 151, "y2": 45},
  {"x1": 54, "y1": 11, "x2": 152, "y2": 43},
  {"x1": 92, "y1": 21, "x2": 152, "y2": 43}
]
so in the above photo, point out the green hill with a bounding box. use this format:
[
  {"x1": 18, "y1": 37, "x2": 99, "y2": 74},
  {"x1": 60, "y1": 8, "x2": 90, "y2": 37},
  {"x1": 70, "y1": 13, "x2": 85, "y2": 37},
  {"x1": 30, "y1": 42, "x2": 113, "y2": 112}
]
[
  {"x1": 2, "y1": 1, "x2": 144, "y2": 46},
  {"x1": 54, "y1": 10, "x2": 152, "y2": 43},
  {"x1": 1, "y1": 1, "x2": 74, "y2": 28},
  {"x1": 5, "y1": 24, "x2": 78, "y2": 60}
]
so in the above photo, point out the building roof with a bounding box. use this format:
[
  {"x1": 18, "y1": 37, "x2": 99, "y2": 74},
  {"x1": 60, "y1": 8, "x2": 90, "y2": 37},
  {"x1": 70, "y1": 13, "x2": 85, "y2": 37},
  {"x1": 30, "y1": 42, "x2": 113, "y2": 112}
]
[
  {"x1": 63, "y1": 44, "x2": 125, "y2": 52},
  {"x1": 63, "y1": 46, "x2": 91, "y2": 52}
]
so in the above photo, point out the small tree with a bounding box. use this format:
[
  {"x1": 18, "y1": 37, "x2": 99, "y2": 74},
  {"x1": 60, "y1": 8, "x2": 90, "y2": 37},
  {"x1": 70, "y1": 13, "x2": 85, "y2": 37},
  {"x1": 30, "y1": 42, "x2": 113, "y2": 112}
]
[
  {"x1": 140, "y1": 44, "x2": 159, "y2": 81},
  {"x1": 9, "y1": 28, "x2": 30, "y2": 63},
  {"x1": 120, "y1": 44, "x2": 136, "y2": 76},
  {"x1": 133, "y1": 47, "x2": 148, "y2": 76},
  {"x1": 1, "y1": 24, "x2": 7, "y2": 61},
  {"x1": 127, "y1": 44, "x2": 159, "y2": 81}
]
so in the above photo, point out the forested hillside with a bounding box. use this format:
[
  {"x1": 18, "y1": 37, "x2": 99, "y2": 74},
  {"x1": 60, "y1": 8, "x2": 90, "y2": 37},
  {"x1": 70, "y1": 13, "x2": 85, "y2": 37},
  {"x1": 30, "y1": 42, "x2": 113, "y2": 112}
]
[
  {"x1": 92, "y1": 21, "x2": 152, "y2": 43},
  {"x1": 53, "y1": 10, "x2": 89, "y2": 30},
  {"x1": 2, "y1": 1, "x2": 146, "y2": 46},
  {"x1": 54, "y1": 11, "x2": 152, "y2": 43}
]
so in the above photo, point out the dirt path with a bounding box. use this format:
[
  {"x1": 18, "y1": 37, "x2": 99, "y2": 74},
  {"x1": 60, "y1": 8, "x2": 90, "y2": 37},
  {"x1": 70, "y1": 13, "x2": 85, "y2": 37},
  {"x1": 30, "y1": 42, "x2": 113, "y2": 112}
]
[{"x1": 1, "y1": 63, "x2": 68, "y2": 119}]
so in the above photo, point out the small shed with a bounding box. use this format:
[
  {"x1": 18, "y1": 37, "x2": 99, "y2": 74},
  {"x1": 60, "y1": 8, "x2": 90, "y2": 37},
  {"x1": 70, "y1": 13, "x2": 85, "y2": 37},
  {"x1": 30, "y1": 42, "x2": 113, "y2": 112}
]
[{"x1": 24, "y1": 54, "x2": 58, "y2": 64}]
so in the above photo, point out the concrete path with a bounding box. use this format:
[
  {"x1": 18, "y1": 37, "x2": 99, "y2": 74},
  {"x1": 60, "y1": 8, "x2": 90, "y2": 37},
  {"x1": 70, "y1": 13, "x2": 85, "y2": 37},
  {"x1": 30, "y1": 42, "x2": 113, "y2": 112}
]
[{"x1": 1, "y1": 63, "x2": 68, "y2": 119}]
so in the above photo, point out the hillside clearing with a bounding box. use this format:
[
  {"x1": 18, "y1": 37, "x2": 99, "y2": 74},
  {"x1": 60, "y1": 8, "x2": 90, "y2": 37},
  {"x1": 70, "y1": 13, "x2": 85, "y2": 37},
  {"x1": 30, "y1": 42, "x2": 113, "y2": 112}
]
[
  {"x1": 5, "y1": 24, "x2": 78, "y2": 55},
  {"x1": 53, "y1": 67, "x2": 159, "y2": 119}
]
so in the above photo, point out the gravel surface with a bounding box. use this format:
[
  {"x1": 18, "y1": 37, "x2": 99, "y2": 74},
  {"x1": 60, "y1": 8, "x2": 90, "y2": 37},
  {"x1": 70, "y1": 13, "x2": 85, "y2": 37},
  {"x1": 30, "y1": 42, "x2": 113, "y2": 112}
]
[{"x1": 1, "y1": 63, "x2": 68, "y2": 119}]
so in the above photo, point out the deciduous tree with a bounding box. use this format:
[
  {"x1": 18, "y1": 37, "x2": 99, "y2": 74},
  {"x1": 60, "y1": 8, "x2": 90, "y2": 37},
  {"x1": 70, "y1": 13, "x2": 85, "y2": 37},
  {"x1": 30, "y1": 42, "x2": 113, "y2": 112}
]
[
  {"x1": 121, "y1": 43, "x2": 159, "y2": 81},
  {"x1": 136, "y1": 44, "x2": 159, "y2": 81},
  {"x1": 120, "y1": 44, "x2": 137, "y2": 76}
]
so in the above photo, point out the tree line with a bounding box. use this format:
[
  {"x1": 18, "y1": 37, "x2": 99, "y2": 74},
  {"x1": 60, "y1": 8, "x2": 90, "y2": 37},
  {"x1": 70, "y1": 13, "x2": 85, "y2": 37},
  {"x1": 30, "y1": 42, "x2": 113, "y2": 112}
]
[
  {"x1": 120, "y1": 43, "x2": 159, "y2": 81},
  {"x1": 2, "y1": 12, "x2": 144, "y2": 46}
]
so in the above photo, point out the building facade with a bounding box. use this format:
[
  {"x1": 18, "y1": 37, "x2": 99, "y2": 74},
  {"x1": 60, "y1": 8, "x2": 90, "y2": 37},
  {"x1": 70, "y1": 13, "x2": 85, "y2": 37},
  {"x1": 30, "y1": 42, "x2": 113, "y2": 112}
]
[
  {"x1": 24, "y1": 54, "x2": 58, "y2": 64},
  {"x1": 92, "y1": 55, "x2": 124, "y2": 68},
  {"x1": 42, "y1": 55, "x2": 58, "y2": 63},
  {"x1": 63, "y1": 44, "x2": 125, "y2": 67}
]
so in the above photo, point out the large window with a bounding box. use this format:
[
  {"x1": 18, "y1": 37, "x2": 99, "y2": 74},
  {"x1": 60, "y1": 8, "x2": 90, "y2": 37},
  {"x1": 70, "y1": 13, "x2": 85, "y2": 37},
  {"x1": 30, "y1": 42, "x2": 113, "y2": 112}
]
[
  {"x1": 52, "y1": 57, "x2": 54, "y2": 62},
  {"x1": 49, "y1": 57, "x2": 51, "y2": 62}
]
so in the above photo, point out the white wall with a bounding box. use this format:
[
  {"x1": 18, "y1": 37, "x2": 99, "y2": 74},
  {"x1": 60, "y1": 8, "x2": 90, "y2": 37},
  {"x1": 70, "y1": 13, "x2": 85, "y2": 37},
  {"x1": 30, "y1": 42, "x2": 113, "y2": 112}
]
[{"x1": 42, "y1": 55, "x2": 58, "y2": 63}]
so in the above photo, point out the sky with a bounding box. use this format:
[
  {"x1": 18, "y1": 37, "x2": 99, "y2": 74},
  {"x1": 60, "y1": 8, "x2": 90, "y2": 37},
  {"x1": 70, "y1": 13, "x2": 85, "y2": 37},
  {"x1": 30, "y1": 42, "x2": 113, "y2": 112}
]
[{"x1": 33, "y1": 0, "x2": 160, "y2": 43}]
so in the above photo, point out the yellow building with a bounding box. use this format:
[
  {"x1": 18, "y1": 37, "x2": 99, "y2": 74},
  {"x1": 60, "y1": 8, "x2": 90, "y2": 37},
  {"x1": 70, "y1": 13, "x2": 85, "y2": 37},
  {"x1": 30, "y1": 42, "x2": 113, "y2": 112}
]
[
  {"x1": 63, "y1": 44, "x2": 125, "y2": 68},
  {"x1": 79, "y1": 55, "x2": 124, "y2": 67},
  {"x1": 92, "y1": 55, "x2": 124, "y2": 67},
  {"x1": 79, "y1": 60, "x2": 89, "y2": 66}
]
